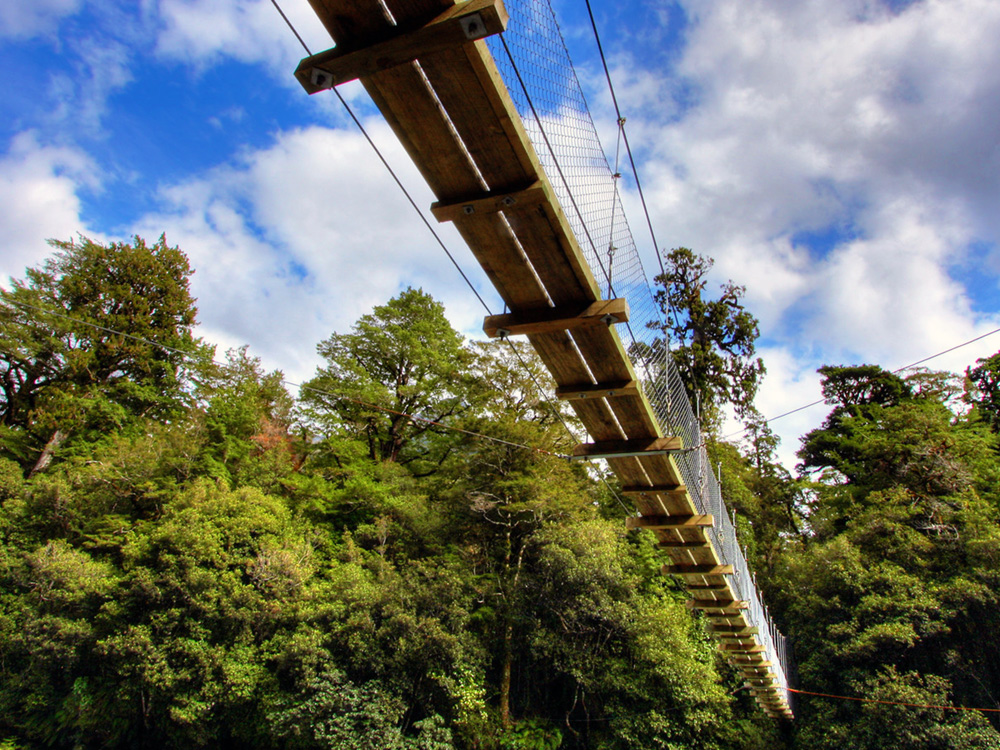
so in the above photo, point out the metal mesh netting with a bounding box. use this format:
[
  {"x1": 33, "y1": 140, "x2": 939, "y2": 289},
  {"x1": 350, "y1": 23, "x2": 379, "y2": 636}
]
[{"x1": 487, "y1": 0, "x2": 791, "y2": 697}]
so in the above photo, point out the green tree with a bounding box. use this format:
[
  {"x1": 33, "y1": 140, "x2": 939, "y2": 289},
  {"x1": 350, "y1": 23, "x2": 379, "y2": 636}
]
[
  {"x1": 197, "y1": 346, "x2": 295, "y2": 490},
  {"x1": 966, "y1": 351, "x2": 1000, "y2": 432},
  {"x1": 300, "y1": 288, "x2": 477, "y2": 473},
  {"x1": 778, "y1": 363, "x2": 1000, "y2": 749},
  {"x1": 0, "y1": 235, "x2": 208, "y2": 474},
  {"x1": 652, "y1": 248, "x2": 765, "y2": 428}
]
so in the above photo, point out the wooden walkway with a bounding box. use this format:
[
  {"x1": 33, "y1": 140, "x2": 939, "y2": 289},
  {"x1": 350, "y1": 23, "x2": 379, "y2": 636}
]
[{"x1": 297, "y1": 0, "x2": 792, "y2": 719}]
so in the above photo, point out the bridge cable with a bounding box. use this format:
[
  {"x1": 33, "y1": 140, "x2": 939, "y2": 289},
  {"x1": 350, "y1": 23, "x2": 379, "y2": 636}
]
[
  {"x1": 605, "y1": 119, "x2": 624, "y2": 299},
  {"x1": 498, "y1": 37, "x2": 648, "y2": 366},
  {"x1": 269, "y1": 0, "x2": 492, "y2": 317},
  {"x1": 722, "y1": 325, "x2": 1000, "y2": 441},
  {"x1": 580, "y1": 1, "x2": 682, "y2": 421},
  {"x1": 499, "y1": 37, "x2": 616, "y2": 301},
  {"x1": 269, "y1": 0, "x2": 635, "y2": 514},
  {"x1": 787, "y1": 687, "x2": 1000, "y2": 714},
  {"x1": 583, "y1": 0, "x2": 665, "y2": 279},
  {"x1": 4, "y1": 297, "x2": 570, "y2": 460}
]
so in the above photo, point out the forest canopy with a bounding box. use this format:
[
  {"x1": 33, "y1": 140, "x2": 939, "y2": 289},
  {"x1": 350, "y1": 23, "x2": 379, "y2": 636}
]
[{"x1": 1, "y1": 237, "x2": 998, "y2": 750}]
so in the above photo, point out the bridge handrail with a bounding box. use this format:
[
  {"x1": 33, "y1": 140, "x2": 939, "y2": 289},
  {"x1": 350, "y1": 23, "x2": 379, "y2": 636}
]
[{"x1": 488, "y1": 0, "x2": 792, "y2": 700}]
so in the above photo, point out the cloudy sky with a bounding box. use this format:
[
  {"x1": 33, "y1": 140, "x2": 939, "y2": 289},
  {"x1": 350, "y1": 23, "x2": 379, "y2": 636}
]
[{"x1": 2, "y1": 0, "x2": 998, "y2": 470}]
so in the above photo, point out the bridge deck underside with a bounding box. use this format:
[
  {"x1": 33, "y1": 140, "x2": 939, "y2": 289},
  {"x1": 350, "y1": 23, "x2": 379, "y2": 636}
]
[{"x1": 303, "y1": 0, "x2": 791, "y2": 718}]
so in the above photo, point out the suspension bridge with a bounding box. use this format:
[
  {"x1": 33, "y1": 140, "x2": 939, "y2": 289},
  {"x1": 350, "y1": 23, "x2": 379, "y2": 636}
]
[{"x1": 293, "y1": 0, "x2": 794, "y2": 718}]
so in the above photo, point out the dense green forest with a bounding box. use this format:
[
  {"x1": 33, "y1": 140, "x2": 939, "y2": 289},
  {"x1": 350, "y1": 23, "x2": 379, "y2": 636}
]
[{"x1": 1, "y1": 236, "x2": 999, "y2": 749}]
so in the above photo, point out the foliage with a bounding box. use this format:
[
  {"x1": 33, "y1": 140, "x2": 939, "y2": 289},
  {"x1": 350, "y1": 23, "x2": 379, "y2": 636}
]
[
  {"x1": 300, "y1": 288, "x2": 477, "y2": 473},
  {"x1": 0, "y1": 235, "x2": 209, "y2": 473},
  {"x1": 5, "y1": 240, "x2": 1000, "y2": 749},
  {"x1": 777, "y1": 363, "x2": 1000, "y2": 749},
  {"x1": 966, "y1": 351, "x2": 1000, "y2": 432},
  {"x1": 652, "y1": 248, "x2": 765, "y2": 427}
]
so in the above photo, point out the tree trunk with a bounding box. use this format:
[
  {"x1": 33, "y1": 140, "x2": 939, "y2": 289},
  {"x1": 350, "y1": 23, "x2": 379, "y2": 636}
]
[
  {"x1": 29, "y1": 428, "x2": 67, "y2": 477},
  {"x1": 500, "y1": 620, "x2": 513, "y2": 731}
]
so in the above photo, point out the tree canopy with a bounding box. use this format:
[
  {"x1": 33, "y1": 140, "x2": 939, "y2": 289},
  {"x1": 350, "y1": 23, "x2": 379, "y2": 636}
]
[
  {"x1": 0, "y1": 235, "x2": 208, "y2": 474},
  {"x1": 652, "y1": 248, "x2": 765, "y2": 428},
  {"x1": 3, "y1": 238, "x2": 1000, "y2": 750}
]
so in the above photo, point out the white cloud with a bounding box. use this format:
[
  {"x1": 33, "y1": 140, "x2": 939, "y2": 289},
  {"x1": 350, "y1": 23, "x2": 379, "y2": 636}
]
[
  {"x1": 131, "y1": 123, "x2": 498, "y2": 384},
  {"x1": 600, "y1": 0, "x2": 1000, "y2": 317},
  {"x1": 744, "y1": 346, "x2": 827, "y2": 471},
  {"x1": 0, "y1": 132, "x2": 98, "y2": 284},
  {"x1": 570, "y1": 0, "x2": 1000, "y2": 469},
  {"x1": 48, "y1": 36, "x2": 134, "y2": 134},
  {"x1": 154, "y1": 0, "x2": 373, "y2": 116},
  {"x1": 0, "y1": 0, "x2": 81, "y2": 38},
  {"x1": 156, "y1": 0, "x2": 332, "y2": 76}
]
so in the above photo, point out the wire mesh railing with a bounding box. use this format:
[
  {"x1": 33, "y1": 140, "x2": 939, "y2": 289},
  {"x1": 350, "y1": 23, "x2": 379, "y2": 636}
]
[{"x1": 489, "y1": 0, "x2": 791, "y2": 700}]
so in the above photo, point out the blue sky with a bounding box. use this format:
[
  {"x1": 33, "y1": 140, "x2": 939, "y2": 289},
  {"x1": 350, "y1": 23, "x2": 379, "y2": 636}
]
[{"x1": 2, "y1": 0, "x2": 999, "y2": 469}]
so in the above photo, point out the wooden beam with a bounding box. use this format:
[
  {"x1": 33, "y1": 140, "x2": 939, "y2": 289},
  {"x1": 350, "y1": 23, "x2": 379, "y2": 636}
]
[
  {"x1": 621, "y1": 483, "x2": 687, "y2": 498},
  {"x1": 663, "y1": 564, "x2": 735, "y2": 576},
  {"x1": 556, "y1": 380, "x2": 640, "y2": 400},
  {"x1": 295, "y1": 0, "x2": 509, "y2": 92},
  {"x1": 688, "y1": 598, "x2": 747, "y2": 609},
  {"x1": 687, "y1": 583, "x2": 731, "y2": 592},
  {"x1": 721, "y1": 644, "x2": 766, "y2": 653},
  {"x1": 625, "y1": 514, "x2": 713, "y2": 530},
  {"x1": 430, "y1": 181, "x2": 546, "y2": 222},
  {"x1": 484, "y1": 298, "x2": 629, "y2": 338},
  {"x1": 710, "y1": 625, "x2": 760, "y2": 635},
  {"x1": 656, "y1": 540, "x2": 711, "y2": 550},
  {"x1": 572, "y1": 436, "x2": 681, "y2": 461},
  {"x1": 707, "y1": 615, "x2": 751, "y2": 627}
]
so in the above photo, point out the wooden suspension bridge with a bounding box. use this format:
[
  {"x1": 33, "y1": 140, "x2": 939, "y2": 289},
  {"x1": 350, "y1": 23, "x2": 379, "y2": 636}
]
[{"x1": 294, "y1": 0, "x2": 793, "y2": 719}]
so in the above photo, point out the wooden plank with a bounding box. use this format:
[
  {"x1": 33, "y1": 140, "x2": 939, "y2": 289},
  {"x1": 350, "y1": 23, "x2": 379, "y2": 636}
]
[
  {"x1": 451, "y1": 212, "x2": 548, "y2": 308},
  {"x1": 570, "y1": 326, "x2": 662, "y2": 436},
  {"x1": 625, "y1": 514, "x2": 712, "y2": 530},
  {"x1": 711, "y1": 625, "x2": 760, "y2": 635},
  {"x1": 296, "y1": 0, "x2": 508, "y2": 92},
  {"x1": 622, "y1": 483, "x2": 686, "y2": 498},
  {"x1": 556, "y1": 380, "x2": 640, "y2": 400},
  {"x1": 664, "y1": 564, "x2": 735, "y2": 576},
  {"x1": 526, "y1": 331, "x2": 599, "y2": 385},
  {"x1": 416, "y1": 40, "x2": 603, "y2": 301},
  {"x1": 305, "y1": 1, "x2": 487, "y2": 199},
  {"x1": 687, "y1": 583, "x2": 732, "y2": 592},
  {"x1": 572, "y1": 436, "x2": 681, "y2": 460},
  {"x1": 484, "y1": 298, "x2": 629, "y2": 338},
  {"x1": 687, "y1": 598, "x2": 746, "y2": 609},
  {"x1": 656, "y1": 540, "x2": 711, "y2": 550},
  {"x1": 437, "y1": 47, "x2": 603, "y2": 295},
  {"x1": 721, "y1": 644, "x2": 766, "y2": 653},
  {"x1": 707, "y1": 614, "x2": 750, "y2": 627},
  {"x1": 505, "y1": 189, "x2": 602, "y2": 304},
  {"x1": 431, "y1": 181, "x2": 546, "y2": 222},
  {"x1": 745, "y1": 679, "x2": 779, "y2": 688},
  {"x1": 362, "y1": 65, "x2": 484, "y2": 197}
]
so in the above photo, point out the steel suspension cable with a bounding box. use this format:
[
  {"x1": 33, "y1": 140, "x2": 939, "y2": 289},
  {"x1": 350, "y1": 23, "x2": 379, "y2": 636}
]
[{"x1": 583, "y1": 0, "x2": 665, "y2": 277}]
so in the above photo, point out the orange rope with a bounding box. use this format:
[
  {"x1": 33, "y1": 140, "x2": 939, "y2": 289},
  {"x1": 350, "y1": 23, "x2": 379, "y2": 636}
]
[{"x1": 788, "y1": 687, "x2": 1000, "y2": 713}]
